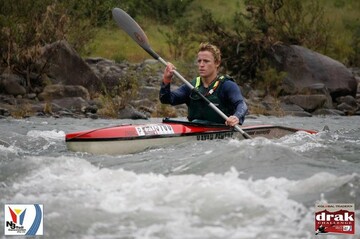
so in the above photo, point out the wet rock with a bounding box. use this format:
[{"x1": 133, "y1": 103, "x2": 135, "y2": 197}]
[
  {"x1": 26, "y1": 93, "x2": 37, "y2": 100},
  {"x1": 0, "y1": 107, "x2": 10, "y2": 116},
  {"x1": 282, "y1": 94, "x2": 328, "y2": 112},
  {"x1": 261, "y1": 95, "x2": 280, "y2": 112},
  {"x1": 83, "y1": 105, "x2": 98, "y2": 114},
  {"x1": 336, "y1": 95, "x2": 358, "y2": 108},
  {"x1": 312, "y1": 108, "x2": 345, "y2": 116},
  {"x1": 272, "y1": 44, "x2": 358, "y2": 99},
  {"x1": 299, "y1": 83, "x2": 333, "y2": 108},
  {"x1": 86, "y1": 113, "x2": 98, "y2": 119},
  {"x1": 247, "y1": 89, "x2": 266, "y2": 99},
  {"x1": 280, "y1": 103, "x2": 312, "y2": 117},
  {"x1": 131, "y1": 99, "x2": 156, "y2": 114},
  {"x1": 0, "y1": 73, "x2": 26, "y2": 96},
  {"x1": 38, "y1": 84, "x2": 90, "y2": 101},
  {"x1": 0, "y1": 94, "x2": 16, "y2": 105},
  {"x1": 30, "y1": 101, "x2": 63, "y2": 114},
  {"x1": 118, "y1": 105, "x2": 148, "y2": 119},
  {"x1": 336, "y1": 102, "x2": 357, "y2": 115},
  {"x1": 51, "y1": 97, "x2": 90, "y2": 113},
  {"x1": 57, "y1": 110, "x2": 77, "y2": 117},
  {"x1": 86, "y1": 57, "x2": 126, "y2": 91},
  {"x1": 41, "y1": 40, "x2": 101, "y2": 92}
]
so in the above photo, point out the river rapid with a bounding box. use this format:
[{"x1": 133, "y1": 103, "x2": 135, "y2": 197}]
[{"x1": 0, "y1": 116, "x2": 359, "y2": 239}]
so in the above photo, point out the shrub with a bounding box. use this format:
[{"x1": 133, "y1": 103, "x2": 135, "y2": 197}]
[
  {"x1": 191, "y1": 0, "x2": 333, "y2": 90},
  {"x1": 124, "y1": 0, "x2": 194, "y2": 24}
]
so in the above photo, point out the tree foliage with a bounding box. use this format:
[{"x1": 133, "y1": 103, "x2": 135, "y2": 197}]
[
  {"x1": 189, "y1": 0, "x2": 333, "y2": 91},
  {"x1": 123, "y1": 0, "x2": 194, "y2": 24},
  {"x1": 158, "y1": 19, "x2": 197, "y2": 60},
  {"x1": 1, "y1": 1, "x2": 69, "y2": 88},
  {"x1": 1, "y1": 0, "x2": 359, "y2": 95},
  {"x1": 0, "y1": 0, "x2": 125, "y2": 89},
  {"x1": 0, "y1": 0, "x2": 194, "y2": 71}
]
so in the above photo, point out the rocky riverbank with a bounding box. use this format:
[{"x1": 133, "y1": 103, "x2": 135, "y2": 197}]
[{"x1": 0, "y1": 40, "x2": 359, "y2": 120}]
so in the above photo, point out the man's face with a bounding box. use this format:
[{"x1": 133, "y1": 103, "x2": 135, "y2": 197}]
[{"x1": 197, "y1": 51, "x2": 220, "y2": 79}]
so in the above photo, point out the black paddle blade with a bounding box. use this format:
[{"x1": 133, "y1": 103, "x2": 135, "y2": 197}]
[{"x1": 112, "y1": 8, "x2": 159, "y2": 59}]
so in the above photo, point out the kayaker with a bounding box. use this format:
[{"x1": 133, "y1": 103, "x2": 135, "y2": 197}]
[{"x1": 159, "y1": 42, "x2": 248, "y2": 126}]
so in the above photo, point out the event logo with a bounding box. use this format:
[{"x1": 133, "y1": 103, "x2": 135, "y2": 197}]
[
  {"x1": 4, "y1": 204, "x2": 43, "y2": 236},
  {"x1": 315, "y1": 203, "x2": 355, "y2": 235}
]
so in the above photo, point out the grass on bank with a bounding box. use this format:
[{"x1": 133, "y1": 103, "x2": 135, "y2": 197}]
[
  {"x1": 85, "y1": 0, "x2": 245, "y2": 63},
  {"x1": 85, "y1": 0, "x2": 359, "y2": 66},
  {"x1": 318, "y1": 0, "x2": 360, "y2": 64},
  {"x1": 86, "y1": 21, "x2": 173, "y2": 62}
]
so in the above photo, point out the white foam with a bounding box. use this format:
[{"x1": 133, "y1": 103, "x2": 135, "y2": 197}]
[
  {"x1": 4, "y1": 156, "x2": 358, "y2": 238},
  {"x1": 0, "y1": 144, "x2": 17, "y2": 153},
  {"x1": 0, "y1": 144, "x2": 22, "y2": 158},
  {"x1": 287, "y1": 172, "x2": 355, "y2": 196},
  {"x1": 276, "y1": 131, "x2": 326, "y2": 153},
  {"x1": 2, "y1": 160, "x2": 307, "y2": 237},
  {"x1": 26, "y1": 130, "x2": 65, "y2": 140}
]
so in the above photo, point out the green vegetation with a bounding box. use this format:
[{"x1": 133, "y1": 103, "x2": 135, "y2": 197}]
[
  {"x1": 1, "y1": 0, "x2": 359, "y2": 96},
  {"x1": 87, "y1": 23, "x2": 174, "y2": 62},
  {"x1": 86, "y1": 0, "x2": 360, "y2": 93}
]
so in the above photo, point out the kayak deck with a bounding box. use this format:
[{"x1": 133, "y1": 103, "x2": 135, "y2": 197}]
[{"x1": 65, "y1": 118, "x2": 317, "y2": 155}]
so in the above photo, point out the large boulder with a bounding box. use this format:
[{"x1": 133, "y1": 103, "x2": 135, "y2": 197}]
[
  {"x1": 86, "y1": 57, "x2": 126, "y2": 91},
  {"x1": 41, "y1": 40, "x2": 101, "y2": 92},
  {"x1": 38, "y1": 84, "x2": 90, "y2": 101},
  {"x1": 118, "y1": 105, "x2": 148, "y2": 119},
  {"x1": 51, "y1": 97, "x2": 89, "y2": 112},
  {"x1": 280, "y1": 102, "x2": 312, "y2": 117},
  {"x1": 0, "y1": 73, "x2": 26, "y2": 96},
  {"x1": 282, "y1": 94, "x2": 328, "y2": 112},
  {"x1": 335, "y1": 95, "x2": 358, "y2": 115},
  {"x1": 272, "y1": 44, "x2": 357, "y2": 100}
]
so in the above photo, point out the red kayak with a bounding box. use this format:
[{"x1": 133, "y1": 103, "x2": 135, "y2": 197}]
[{"x1": 65, "y1": 118, "x2": 317, "y2": 155}]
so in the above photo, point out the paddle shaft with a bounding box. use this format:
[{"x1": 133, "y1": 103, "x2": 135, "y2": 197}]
[{"x1": 112, "y1": 8, "x2": 251, "y2": 139}]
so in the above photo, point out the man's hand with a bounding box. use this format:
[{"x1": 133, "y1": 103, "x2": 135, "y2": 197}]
[
  {"x1": 225, "y1": 115, "x2": 239, "y2": 127},
  {"x1": 163, "y1": 63, "x2": 175, "y2": 84}
]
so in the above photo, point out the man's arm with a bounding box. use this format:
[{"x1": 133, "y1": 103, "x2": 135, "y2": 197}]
[
  {"x1": 159, "y1": 82, "x2": 191, "y2": 105},
  {"x1": 159, "y1": 62, "x2": 192, "y2": 105},
  {"x1": 221, "y1": 81, "x2": 248, "y2": 125}
]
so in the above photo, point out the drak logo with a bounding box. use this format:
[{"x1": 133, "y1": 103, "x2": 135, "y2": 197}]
[{"x1": 315, "y1": 203, "x2": 355, "y2": 235}]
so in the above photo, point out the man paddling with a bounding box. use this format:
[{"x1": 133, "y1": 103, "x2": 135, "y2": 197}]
[{"x1": 159, "y1": 42, "x2": 248, "y2": 126}]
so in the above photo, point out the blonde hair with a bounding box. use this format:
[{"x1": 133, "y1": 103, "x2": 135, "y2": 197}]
[{"x1": 198, "y1": 42, "x2": 221, "y2": 64}]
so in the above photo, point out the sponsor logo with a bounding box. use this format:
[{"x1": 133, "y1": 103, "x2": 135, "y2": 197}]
[
  {"x1": 136, "y1": 124, "x2": 175, "y2": 136},
  {"x1": 247, "y1": 129, "x2": 271, "y2": 136},
  {"x1": 4, "y1": 204, "x2": 43, "y2": 236},
  {"x1": 315, "y1": 203, "x2": 355, "y2": 235},
  {"x1": 197, "y1": 132, "x2": 234, "y2": 141}
]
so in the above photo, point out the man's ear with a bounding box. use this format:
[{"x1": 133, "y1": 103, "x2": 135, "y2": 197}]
[{"x1": 215, "y1": 61, "x2": 221, "y2": 69}]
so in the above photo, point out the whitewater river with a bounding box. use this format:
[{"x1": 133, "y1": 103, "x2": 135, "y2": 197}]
[{"x1": 0, "y1": 116, "x2": 359, "y2": 238}]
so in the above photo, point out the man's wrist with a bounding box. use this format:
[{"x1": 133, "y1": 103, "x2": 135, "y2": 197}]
[{"x1": 163, "y1": 77, "x2": 171, "y2": 84}]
